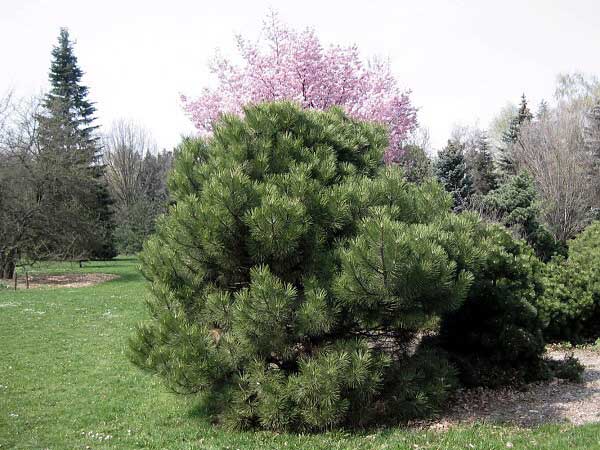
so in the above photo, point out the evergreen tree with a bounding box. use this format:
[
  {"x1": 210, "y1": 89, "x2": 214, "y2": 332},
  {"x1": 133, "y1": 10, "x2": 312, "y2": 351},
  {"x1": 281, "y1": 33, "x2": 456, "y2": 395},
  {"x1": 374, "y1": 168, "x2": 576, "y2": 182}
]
[
  {"x1": 468, "y1": 133, "x2": 497, "y2": 196},
  {"x1": 498, "y1": 94, "x2": 533, "y2": 175},
  {"x1": 39, "y1": 28, "x2": 116, "y2": 259},
  {"x1": 44, "y1": 28, "x2": 98, "y2": 151},
  {"x1": 438, "y1": 224, "x2": 547, "y2": 387},
  {"x1": 128, "y1": 102, "x2": 488, "y2": 430},
  {"x1": 537, "y1": 99, "x2": 550, "y2": 120},
  {"x1": 435, "y1": 140, "x2": 473, "y2": 211},
  {"x1": 481, "y1": 173, "x2": 560, "y2": 261},
  {"x1": 129, "y1": 103, "x2": 555, "y2": 430}
]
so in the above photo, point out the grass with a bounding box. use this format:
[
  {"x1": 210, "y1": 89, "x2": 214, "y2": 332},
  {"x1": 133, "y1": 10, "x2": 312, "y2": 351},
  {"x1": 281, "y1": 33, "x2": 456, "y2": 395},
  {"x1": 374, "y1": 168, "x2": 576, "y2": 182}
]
[{"x1": 1, "y1": 258, "x2": 599, "y2": 449}]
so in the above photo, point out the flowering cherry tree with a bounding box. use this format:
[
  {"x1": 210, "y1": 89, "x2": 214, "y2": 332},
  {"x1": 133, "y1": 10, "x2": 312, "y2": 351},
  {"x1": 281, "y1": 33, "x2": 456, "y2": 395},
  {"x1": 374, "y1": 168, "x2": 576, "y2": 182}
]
[{"x1": 182, "y1": 12, "x2": 418, "y2": 162}]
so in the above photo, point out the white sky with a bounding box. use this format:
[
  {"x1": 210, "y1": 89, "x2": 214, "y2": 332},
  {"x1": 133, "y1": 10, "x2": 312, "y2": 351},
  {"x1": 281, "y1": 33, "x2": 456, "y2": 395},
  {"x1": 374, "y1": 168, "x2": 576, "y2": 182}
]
[{"x1": 2, "y1": 0, "x2": 600, "y2": 151}]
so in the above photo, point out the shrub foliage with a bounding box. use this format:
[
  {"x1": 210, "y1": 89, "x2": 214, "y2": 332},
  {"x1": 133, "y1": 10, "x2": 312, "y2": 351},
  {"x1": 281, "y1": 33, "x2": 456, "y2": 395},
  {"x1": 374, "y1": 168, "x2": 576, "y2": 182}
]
[
  {"x1": 130, "y1": 102, "x2": 552, "y2": 430},
  {"x1": 538, "y1": 221, "x2": 600, "y2": 343},
  {"x1": 438, "y1": 225, "x2": 548, "y2": 387},
  {"x1": 480, "y1": 173, "x2": 560, "y2": 261}
]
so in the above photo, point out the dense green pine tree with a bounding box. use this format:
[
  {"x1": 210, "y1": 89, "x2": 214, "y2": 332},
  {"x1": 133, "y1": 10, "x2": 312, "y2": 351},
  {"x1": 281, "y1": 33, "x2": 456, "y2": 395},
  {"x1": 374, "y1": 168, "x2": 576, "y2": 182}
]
[
  {"x1": 435, "y1": 140, "x2": 473, "y2": 211},
  {"x1": 498, "y1": 94, "x2": 533, "y2": 175},
  {"x1": 128, "y1": 103, "x2": 557, "y2": 430},
  {"x1": 39, "y1": 28, "x2": 116, "y2": 259},
  {"x1": 130, "y1": 102, "x2": 502, "y2": 430}
]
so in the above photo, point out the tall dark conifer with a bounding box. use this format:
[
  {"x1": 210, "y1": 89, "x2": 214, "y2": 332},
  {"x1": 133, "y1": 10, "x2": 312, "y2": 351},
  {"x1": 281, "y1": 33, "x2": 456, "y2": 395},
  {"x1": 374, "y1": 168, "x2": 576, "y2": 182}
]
[
  {"x1": 44, "y1": 28, "x2": 98, "y2": 152},
  {"x1": 435, "y1": 139, "x2": 473, "y2": 211},
  {"x1": 39, "y1": 28, "x2": 116, "y2": 259},
  {"x1": 469, "y1": 133, "x2": 498, "y2": 196},
  {"x1": 498, "y1": 94, "x2": 533, "y2": 175}
]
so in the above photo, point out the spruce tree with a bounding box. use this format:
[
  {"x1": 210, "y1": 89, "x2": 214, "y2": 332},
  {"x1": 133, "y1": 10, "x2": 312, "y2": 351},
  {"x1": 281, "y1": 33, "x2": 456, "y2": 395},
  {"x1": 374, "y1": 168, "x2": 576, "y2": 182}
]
[
  {"x1": 537, "y1": 99, "x2": 550, "y2": 120},
  {"x1": 435, "y1": 140, "x2": 473, "y2": 211},
  {"x1": 468, "y1": 133, "x2": 497, "y2": 196},
  {"x1": 481, "y1": 173, "x2": 560, "y2": 261},
  {"x1": 44, "y1": 28, "x2": 98, "y2": 151},
  {"x1": 498, "y1": 94, "x2": 533, "y2": 175},
  {"x1": 39, "y1": 28, "x2": 115, "y2": 259}
]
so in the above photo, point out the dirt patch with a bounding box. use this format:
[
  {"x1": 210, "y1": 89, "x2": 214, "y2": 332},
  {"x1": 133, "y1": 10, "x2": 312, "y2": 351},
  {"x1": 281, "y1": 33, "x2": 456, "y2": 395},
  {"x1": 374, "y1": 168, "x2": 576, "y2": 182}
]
[
  {"x1": 14, "y1": 273, "x2": 119, "y2": 289},
  {"x1": 422, "y1": 349, "x2": 600, "y2": 429}
]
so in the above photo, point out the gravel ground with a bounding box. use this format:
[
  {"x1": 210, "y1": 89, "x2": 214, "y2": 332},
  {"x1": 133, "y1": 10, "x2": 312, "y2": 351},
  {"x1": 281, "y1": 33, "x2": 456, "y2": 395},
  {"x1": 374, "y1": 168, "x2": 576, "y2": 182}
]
[
  {"x1": 14, "y1": 272, "x2": 119, "y2": 289},
  {"x1": 432, "y1": 349, "x2": 600, "y2": 428}
]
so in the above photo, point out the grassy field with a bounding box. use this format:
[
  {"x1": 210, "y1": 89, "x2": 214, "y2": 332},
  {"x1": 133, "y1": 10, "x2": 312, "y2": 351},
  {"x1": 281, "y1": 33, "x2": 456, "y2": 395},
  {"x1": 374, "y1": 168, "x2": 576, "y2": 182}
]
[{"x1": 1, "y1": 258, "x2": 599, "y2": 449}]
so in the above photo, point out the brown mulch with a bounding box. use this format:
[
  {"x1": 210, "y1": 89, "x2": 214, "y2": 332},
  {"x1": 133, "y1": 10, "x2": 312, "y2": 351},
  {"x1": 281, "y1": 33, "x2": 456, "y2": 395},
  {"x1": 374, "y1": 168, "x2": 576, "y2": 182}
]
[
  {"x1": 14, "y1": 272, "x2": 119, "y2": 289},
  {"x1": 422, "y1": 349, "x2": 600, "y2": 429}
]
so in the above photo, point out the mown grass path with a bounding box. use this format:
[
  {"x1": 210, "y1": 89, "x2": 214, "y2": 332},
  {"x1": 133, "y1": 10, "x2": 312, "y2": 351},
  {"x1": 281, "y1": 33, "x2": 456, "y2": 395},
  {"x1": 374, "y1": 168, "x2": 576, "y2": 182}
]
[{"x1": 1, "y1": 258, "x2": 599, "y2": 449}]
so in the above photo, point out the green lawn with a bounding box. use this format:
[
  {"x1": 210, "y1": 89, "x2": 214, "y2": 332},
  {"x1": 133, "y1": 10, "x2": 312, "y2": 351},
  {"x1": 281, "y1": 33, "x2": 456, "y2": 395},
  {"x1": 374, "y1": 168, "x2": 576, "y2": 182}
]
[{"x1": 0, "y1": 258, "x2": 599, "y2": 449}]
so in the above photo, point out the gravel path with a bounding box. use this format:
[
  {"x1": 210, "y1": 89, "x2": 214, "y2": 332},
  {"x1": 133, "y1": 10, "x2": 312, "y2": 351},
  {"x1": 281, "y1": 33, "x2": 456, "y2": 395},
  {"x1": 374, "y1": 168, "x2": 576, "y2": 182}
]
[
  {"x1": 14, "y1": 272, "x2": 119, "y2": 289},
  {"x1": 434, "y1": 349, "x2": 600, "y2": 427}
]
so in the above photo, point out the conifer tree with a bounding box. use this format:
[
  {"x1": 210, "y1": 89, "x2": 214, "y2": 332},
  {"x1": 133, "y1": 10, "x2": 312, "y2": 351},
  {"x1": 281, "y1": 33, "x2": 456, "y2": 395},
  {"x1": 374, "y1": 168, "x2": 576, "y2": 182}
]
[
  {"x1": 537, "y1": 99, "x2": 550, "y2": 120},
  {"x1": 129, "y1": 102, "x2": 554, "y2": 429},
  {"x1": 438, "y1": 224, "x2": 549, "y2": 387},
  {"x1": 435, "y1": 140, "x2": 473, "y2": 211},
  {"x1": 481, "y1": 173, "x2": 560, "y2": 261},
  {"x1": 468, "y1": 133, "x2": 497, "y2": 196},
  {"x1": 128, "y1": 102, "x2": 500, "y2": 430},
  {"x1": 38, "y1": 28, "x2": 115, "y2": 259},
  {"x1": 498, "y1": 94, "x2": 533, "y2": 175},
  {"x1": 44, "y1": 28, "x2": 98, "y2": 150}
]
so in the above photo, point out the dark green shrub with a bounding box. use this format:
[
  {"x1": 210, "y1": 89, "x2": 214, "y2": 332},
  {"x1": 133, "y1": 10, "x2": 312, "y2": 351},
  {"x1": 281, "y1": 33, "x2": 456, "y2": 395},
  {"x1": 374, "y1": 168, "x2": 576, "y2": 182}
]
[
  {"x1": 480, "y1": 173, "x2": 562, "y2": 261},
  {"x1": 129, "y1": 102, "x2": 502, "y2": 431},
  {"x1": 438, "y1": 225, "x2": 549, "y2": 387},
  {"x1": 538, "y1": 222, "x2": 600, "y2": 343}
]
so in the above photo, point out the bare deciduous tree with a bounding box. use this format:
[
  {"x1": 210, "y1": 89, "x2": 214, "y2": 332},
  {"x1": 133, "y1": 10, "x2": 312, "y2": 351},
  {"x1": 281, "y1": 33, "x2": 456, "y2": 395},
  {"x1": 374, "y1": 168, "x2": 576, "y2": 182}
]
[
  {"x1": 102, "y1": 119, "x2": 156, "y2": 207},
  {"x1": 102, "y1": 120, "x2": 171, "y2": 254},
  {"x1": 514, "y1": 108, "x2": 595, "y2": 242}
]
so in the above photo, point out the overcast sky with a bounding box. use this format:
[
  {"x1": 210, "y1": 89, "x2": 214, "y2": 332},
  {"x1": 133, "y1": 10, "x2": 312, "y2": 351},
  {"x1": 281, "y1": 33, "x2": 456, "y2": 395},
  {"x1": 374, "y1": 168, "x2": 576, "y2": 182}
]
[{"x1": 2, "y1": 0, "x2": 600, "y2": 151}]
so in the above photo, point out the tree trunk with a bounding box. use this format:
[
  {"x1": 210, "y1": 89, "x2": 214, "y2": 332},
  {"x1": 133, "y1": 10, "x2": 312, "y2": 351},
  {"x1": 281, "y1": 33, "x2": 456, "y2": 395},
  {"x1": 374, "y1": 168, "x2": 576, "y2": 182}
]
[{"x1": 0, "y1": 251, "x2": 16, "y2": 280}]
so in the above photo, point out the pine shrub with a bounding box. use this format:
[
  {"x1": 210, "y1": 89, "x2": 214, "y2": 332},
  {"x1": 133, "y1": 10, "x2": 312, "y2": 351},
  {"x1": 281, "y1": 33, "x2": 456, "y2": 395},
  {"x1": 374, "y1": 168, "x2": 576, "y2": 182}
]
[
  {"x1": 438, "y1": 225, "x2": 549, "y2": 387},
  {"x1": 129, "y1": 102, "x2": 555, "y2": 430},
  {"x1": 129, "y1": 103, "x2": 485, "y2": 430},
  {"x1": 538, "y1": 221, "x2": 600, "y2": 343}
]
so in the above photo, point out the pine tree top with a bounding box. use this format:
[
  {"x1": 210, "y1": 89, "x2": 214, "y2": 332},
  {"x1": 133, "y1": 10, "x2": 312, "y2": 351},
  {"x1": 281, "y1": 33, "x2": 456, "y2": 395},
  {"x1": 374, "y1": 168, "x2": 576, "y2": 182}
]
[
  {"x1": 518, "y1": 93, "x2": 533, "y2": 123},
  {"x1": 43, "y1": 28, "x2": 98, "y2": 145}
]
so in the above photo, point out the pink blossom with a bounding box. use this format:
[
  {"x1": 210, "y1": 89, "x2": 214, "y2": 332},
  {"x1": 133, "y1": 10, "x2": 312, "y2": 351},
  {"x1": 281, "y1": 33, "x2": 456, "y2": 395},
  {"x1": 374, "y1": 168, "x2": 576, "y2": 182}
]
[{"x1": 182, "y1": 11, "x2": 417, "y2": 163}]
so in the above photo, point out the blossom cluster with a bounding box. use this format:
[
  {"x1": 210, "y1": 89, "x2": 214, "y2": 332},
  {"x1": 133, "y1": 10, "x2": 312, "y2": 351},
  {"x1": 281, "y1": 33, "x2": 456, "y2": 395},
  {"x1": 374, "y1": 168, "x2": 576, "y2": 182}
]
[{"x1": 182, "y1": 12, "x2": 417, "y2": 162}]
